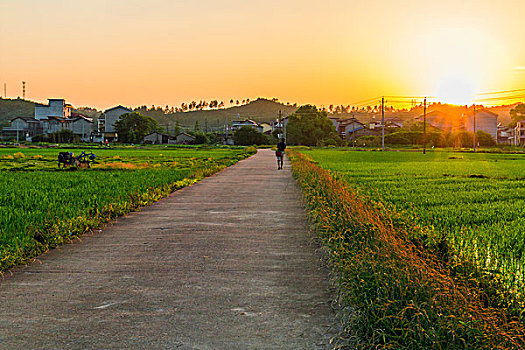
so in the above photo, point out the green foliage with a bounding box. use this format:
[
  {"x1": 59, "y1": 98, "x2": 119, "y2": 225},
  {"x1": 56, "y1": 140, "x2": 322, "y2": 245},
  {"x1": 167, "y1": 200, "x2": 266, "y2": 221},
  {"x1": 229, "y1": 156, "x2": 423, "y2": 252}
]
[
  {"x1": 510, "y1": 103, "x2": 525, "y2": 127},
  {"x1": 476, "y1": 130, "x2": 497, "y2": 146},
  {"x1": 233, "y1": 126, "x2": 269, "y2": 145},
  {"x1": 286, "y1": 105, "x2": 341, "y2": 146},
  {"x1": 49, "y1": 129, "x2": 76, "y2": 143},
  {"x1": 193, "y1": 132, "x2": 208, "y2": 144},
  {"x1": 384, "y1": 132, "x2": 411, "y2": 145},
  {"x1": 114, "y1": 112, "x2": 159, "y2": 143},
  {"x1": 0, "y1": 98, "x2": 35, "y2": 124}
]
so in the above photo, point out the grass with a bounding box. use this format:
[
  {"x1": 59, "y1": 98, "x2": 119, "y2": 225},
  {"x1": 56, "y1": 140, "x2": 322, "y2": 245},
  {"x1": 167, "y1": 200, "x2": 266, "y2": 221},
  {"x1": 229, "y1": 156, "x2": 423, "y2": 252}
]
[
  {"x1": 301, "y1": 149, "x2": 525, "y2": 308},
  {"x1": 289, "y1": 148, "x2": 525, "y2": 349},
  {"x1": 0, "y1": 146, "x2": 255, "y2": 271}
]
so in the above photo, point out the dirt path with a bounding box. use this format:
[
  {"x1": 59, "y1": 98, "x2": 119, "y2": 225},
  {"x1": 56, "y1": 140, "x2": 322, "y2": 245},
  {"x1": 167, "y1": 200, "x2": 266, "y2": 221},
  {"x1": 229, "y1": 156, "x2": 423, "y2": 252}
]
[{"x1": 0, "y1": 149, "x2": 335, "y2": 349}]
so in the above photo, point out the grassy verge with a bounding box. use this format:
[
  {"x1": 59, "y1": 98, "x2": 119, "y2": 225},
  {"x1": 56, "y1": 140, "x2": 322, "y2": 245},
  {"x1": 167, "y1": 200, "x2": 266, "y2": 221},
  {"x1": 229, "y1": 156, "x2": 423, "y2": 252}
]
[
  {"x1": 0, "y1": 147, "x2": 255, "y2": 272},
  {"x1": 289, "y1": 150, "x2": 524, "y2": 349}
]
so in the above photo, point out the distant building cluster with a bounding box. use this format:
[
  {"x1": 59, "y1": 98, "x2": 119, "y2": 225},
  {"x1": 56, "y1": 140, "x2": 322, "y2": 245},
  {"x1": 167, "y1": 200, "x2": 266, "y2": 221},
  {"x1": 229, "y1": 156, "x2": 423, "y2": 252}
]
[
  {"x1": 0, "y1": 99, "x2": 201, "y2": 144},
  {"x1": 4, "y1": 99, "x2": 93, "y2": 141},
  {"x1": 327, "y1": 108, "x2": 524, "y2": 145}
]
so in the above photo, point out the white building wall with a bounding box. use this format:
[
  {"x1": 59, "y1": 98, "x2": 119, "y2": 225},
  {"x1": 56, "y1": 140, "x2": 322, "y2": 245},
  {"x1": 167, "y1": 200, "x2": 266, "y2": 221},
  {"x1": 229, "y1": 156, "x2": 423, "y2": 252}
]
[
  {"x1": 35, "y1": 99, "x2": 66, "y2": 120},
  {"x1": 104, "y1": 107, "x2": 132, "y2": 133},
  {"x1": 11, "y1": 119, "x2": 28, "y2": 130},
  {"x1": 464, "y1": 113, "x2": 498, "y2": 141},
  {"x1": 70, "y1": 119, "x2": 93, "y2": 140}
]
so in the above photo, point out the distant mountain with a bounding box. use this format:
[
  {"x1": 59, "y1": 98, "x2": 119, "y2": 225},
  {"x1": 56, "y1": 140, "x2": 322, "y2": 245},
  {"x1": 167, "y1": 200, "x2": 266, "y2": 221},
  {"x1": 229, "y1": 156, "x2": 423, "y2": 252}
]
[
  {"x1": 0, "y1": 98, "x2": 37, "y2": 127},
  {"x1": 142, "y1": 98, "x2": 298, "y2": 132}
]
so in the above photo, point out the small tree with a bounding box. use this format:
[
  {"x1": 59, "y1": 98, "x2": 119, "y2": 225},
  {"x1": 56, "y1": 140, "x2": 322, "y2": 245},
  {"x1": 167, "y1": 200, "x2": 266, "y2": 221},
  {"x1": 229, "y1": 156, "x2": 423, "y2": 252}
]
[
  {"x1": 51, "y1": 129, "x2": 76, "y2": 143},
  {"x1": 114, "y1": 112, "x2": 159, "y2": 143},
  {"x1": 476, "y1": 130, "x2": 496, "y2": 146},
  {"x1": 233, "y1": 126, "x2": 269, "y2": 145},
  {"x1": 193, "y1": 132, "x2": 208, "y2": 144},
  {"x1": 510, "y1": 103, "x2": 525, "y2": 127},
  {"x1": 286, "y1": 105, "x2": 341, "y2": 146}
]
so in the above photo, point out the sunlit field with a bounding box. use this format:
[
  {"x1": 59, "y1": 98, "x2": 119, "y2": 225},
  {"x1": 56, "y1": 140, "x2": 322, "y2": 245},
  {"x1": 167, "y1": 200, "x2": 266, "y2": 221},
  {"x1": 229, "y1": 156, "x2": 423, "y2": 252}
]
[
  {"x1": 303, "y1": 149, "x2": 525, "y2": 296},
  {"x1": 0, "y1": 146, "x2": 254, "y2": 271},
  {"x1": 290, "y1": 148, "x2": 525, "y2": 348}
]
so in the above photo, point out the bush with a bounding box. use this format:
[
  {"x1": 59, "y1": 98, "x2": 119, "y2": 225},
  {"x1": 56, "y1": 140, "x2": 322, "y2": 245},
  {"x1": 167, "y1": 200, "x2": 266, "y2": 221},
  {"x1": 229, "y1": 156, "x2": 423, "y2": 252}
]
[
  {"x1": 193, "y1": 133, "x2": 209, "y2": 144},
  {"x1": 356, "y1": 135, "x2": 380, "y2": 147},
  {"x1": 384, "y1": 132, "x2": 411, "y2": 145},
  {"x1": 31, "y1": 134, "x2": 48, "y2": 142},
  {"x1": 233, "y1": 126, "x2": 270, "y2": 145},
  {"x1": 476, "y1": 130, "x2": 497, "y2": 146}
]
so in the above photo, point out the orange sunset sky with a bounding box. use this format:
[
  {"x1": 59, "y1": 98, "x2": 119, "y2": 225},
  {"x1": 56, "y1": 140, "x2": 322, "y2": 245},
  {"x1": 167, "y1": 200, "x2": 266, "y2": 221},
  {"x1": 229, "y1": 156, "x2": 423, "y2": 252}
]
[{"x1": 1, "y1": 0, "x2": 524, "y2": 110}]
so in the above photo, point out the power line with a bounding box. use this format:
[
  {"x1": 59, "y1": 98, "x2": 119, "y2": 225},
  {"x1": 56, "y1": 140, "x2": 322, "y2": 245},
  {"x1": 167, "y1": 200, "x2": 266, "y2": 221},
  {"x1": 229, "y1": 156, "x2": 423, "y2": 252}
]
[
  {"x1": 474, "y1": 94, "x2": 525, "y2": 102},
  {"x1": 383, "y1": 95, "x2": 437, "y2": 99},
  {"x1": 348, "y1": 97, "x2": 381, "y2": 106},
  {"x1": 476, "y1": 88, "x2": 525, "y2": 96}
]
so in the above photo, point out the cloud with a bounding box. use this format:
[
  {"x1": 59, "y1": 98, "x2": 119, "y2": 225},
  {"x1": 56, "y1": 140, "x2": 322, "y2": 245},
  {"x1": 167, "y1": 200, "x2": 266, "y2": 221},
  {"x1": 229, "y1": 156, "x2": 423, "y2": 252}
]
[{"x1": 513, "y1": 66, "x2": 525, "y2": 71}]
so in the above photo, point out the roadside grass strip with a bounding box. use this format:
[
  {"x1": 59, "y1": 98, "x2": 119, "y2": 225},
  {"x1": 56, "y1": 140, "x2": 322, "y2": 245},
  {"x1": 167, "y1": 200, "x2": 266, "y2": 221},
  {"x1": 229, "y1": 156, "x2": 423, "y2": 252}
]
[{"x1": 289, "y1": 150, "x2": 525, "y2": 349}]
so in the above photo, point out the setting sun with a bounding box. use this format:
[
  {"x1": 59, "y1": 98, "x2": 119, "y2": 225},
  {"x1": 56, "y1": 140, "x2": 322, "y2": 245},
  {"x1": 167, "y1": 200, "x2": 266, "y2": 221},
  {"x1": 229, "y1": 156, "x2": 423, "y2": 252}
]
[{"x1": 437, "y1": 75, "x2": 475, "y2": 106}]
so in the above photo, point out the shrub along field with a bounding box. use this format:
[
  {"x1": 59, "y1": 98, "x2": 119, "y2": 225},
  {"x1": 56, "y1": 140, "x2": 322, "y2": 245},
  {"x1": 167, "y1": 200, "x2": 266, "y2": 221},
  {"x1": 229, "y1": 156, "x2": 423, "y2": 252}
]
[
  {"x1": 0, "y1": 146, "x2": 254, "y2": 271},
  {"x1": 290, "y1": 148, "x2": 525, "y2": 349}
]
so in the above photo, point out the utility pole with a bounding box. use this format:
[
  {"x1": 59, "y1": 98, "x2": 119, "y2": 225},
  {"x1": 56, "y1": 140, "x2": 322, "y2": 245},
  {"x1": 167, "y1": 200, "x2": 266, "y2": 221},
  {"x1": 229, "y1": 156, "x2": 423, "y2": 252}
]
[
  {"x1": 473, "y1": 104, "x2": 477, "y2": 152},
  {"x1": 22, "y1": 81, "x2": 26, "y2": 100},
  {"x1": 3, "y1": 83, "x2": 6, "y2": 98},
  {"x1": 423, "y1": 97, "x2": 427, "y2": 154},
  {"x1": 352, "y1": 114, "x2": 356, "y2": 147},
  {"x1": 278, "y1": 110, "x2": 282, "y2": 139},
  {"x1": 381, "y1": 97, "x2": 385, "y2": 151},
  {"x1": 283, "y1": 112, "x2": 287, "y2": 143}
]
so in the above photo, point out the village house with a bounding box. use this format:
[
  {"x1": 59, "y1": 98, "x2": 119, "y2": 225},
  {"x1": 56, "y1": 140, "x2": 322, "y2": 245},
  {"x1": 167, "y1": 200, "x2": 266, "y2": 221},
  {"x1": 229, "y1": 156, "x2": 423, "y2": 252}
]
[
  {"x1": 339, "y1": 118, "x2": 367, "y2": 141},
  {"x1": 514, "y1": 121, "x2": 525, "y2": 145},
  {"x1": 497, "y1": 123, "x2": 514, "y2": 144},
  {"x1": 1, "y1": 116, "x2": 42, "y2": 141},
  {"x1": 1, "y1": 99, "x2": 93, "y2": 141},
  {"x1": 329, "y1": 117, "x2": 366, "y2": 139},
  {"x1": 95, "y1": 105, "x2": 133, "y2": 142},
  {"x1": 462, "y1": 109, "x2": 498, "y2": 141},
  {"x1": 143, "y1": 132, "x2": 175, "y2": 145},
  {"x1": 417, "y1": 109, "x2": 498, "y2": 142},
  {"x1": 175, "y1": 132, "x2": 195, "y2": 144},
  {"x1": 416, "y1": 110, "x2": 460, "y2": 132},
  {"x1": 231, "y1": 119, "x2": 264, "y2": 133}
]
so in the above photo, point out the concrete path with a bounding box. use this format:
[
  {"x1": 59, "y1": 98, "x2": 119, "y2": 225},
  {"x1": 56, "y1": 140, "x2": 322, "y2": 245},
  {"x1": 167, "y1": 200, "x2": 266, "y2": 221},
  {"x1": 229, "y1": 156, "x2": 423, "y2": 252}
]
[{"x1": 0, "y1": 149, "x2": 334, "y2": 349}]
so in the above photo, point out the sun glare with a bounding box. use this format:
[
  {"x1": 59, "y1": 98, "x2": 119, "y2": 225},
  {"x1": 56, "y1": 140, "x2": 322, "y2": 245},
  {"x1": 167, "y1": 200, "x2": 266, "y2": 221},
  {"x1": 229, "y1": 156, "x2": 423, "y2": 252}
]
[{"x1": 437, "y1": 76, "x2": 474, "y2": 106}]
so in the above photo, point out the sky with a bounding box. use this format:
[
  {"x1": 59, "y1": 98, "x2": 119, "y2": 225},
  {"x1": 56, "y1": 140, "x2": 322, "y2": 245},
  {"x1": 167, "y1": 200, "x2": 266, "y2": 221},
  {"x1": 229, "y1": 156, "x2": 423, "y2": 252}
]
[{"x1": 1, "y1": 0, "x2": 524, "y2": 110}]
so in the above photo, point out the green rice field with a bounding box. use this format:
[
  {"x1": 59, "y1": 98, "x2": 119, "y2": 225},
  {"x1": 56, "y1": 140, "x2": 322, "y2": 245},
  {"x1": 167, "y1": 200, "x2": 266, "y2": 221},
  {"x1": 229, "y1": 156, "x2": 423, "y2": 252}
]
[
  {"x1": 302, "y1": 149, "x2": 525, "y2": 302},
  {"x1": 0, "y1": 146, "x2": 254, "y2": 271}
]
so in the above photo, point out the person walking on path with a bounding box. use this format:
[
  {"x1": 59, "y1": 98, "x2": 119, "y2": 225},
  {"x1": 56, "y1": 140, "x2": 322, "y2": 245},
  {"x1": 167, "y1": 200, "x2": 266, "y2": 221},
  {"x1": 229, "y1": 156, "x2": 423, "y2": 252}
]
[{"x1": 276, "y1": 138, "x2": 286, "y2": 170}]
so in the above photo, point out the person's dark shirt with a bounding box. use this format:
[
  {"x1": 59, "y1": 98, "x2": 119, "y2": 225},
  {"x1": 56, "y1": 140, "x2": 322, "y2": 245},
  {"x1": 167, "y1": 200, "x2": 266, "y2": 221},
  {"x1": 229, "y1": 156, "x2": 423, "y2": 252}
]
[{"x1": 277, "y1": 141, "x2": 286, "y2": 152}]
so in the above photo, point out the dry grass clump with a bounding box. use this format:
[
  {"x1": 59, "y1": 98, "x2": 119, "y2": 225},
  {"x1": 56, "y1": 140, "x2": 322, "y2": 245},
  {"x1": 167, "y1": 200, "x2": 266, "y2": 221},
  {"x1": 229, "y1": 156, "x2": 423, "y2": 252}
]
[
  {"x1": 289, "y1": 150, "x2": 525, "y2": 349},
  {"x1": 96, "y1": 162, "x2": 150, "y2": 169}
]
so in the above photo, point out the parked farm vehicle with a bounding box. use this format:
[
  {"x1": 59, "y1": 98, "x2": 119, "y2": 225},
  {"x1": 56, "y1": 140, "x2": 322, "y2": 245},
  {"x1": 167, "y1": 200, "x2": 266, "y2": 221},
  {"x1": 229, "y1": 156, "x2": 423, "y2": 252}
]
[{"x1": 58, "y1": 151, "x2": 96, "y2": 168}]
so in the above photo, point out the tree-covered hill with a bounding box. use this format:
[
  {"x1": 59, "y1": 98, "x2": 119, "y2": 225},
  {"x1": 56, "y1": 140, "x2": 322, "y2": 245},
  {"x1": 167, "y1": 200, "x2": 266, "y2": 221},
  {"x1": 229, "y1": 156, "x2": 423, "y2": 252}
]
[
  {"x1": 0, "y1": 98, "x2": 37, "y2": 127},
  {"x1": 137, "y1": 98, "x2": 298, "y2": 132}
]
